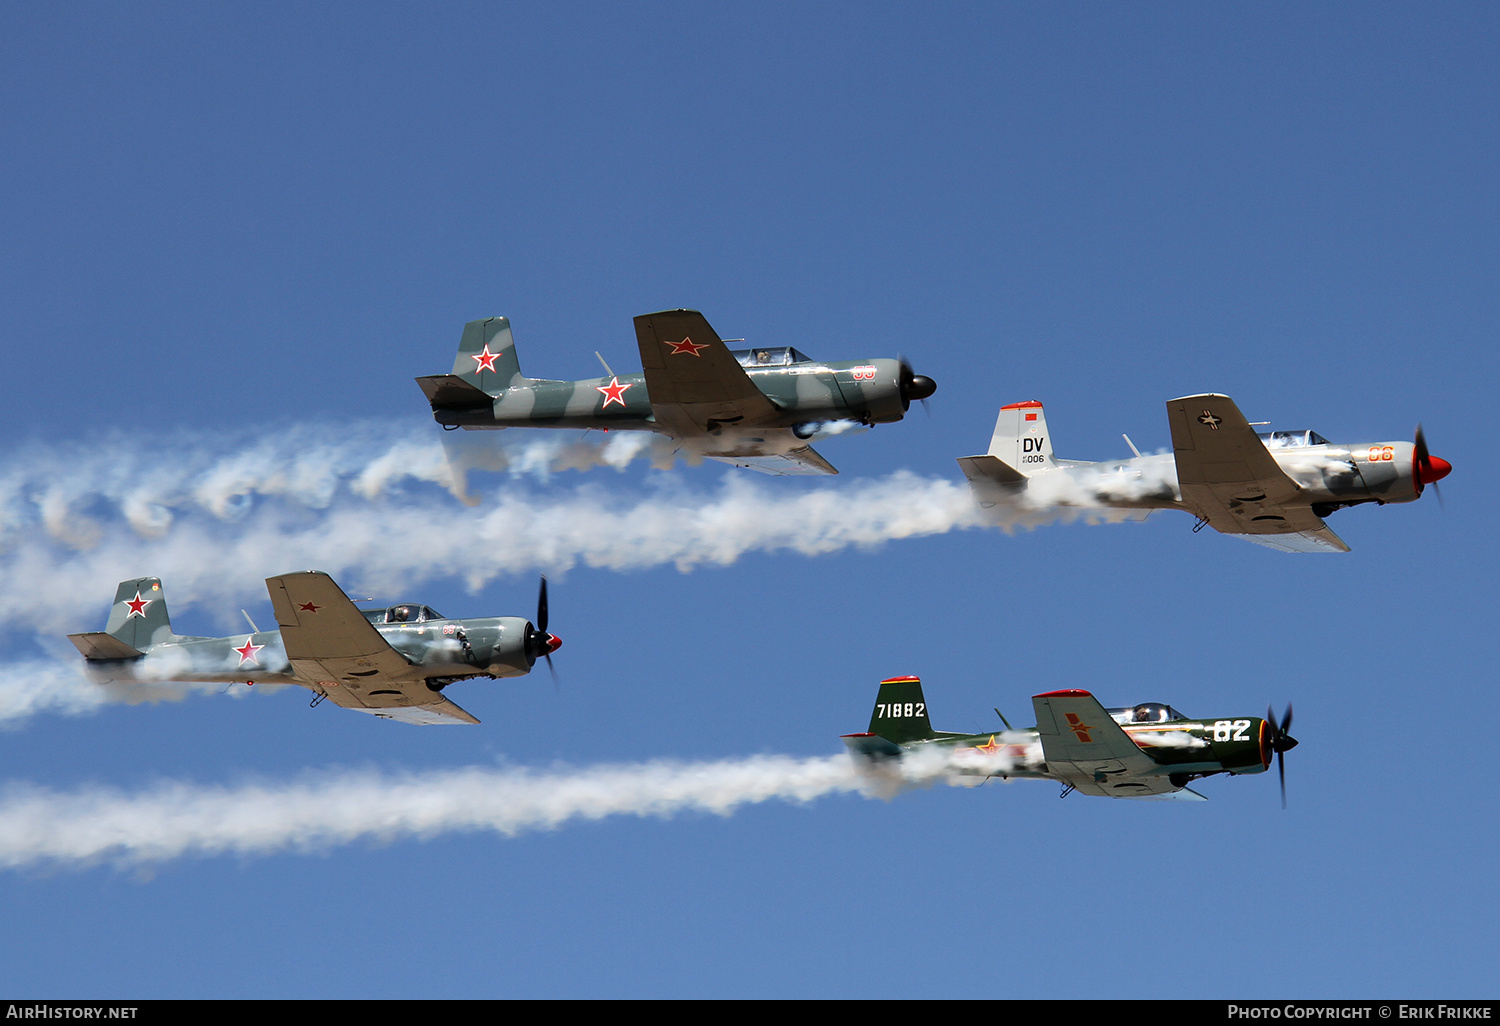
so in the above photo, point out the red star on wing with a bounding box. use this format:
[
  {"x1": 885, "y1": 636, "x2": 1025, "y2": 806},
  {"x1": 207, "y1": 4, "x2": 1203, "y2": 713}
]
[
  {"x1": 124, "y1": 592, "x2": 151, "y2": 618},
  {"x1": 596, "y1": 376, "x2": 633, "y2": 408},
  {"x1": 665, "y1": 337, "x2": 709, "y2": 357},
  {"x1": 234, "y1": 638, "x2": 264, "y2": 668},
  {"x1": 972, "y1": 735, "x2": 1001, "y2": 755},
  {"x1": 471, "y1": 344, "x2": 502, "y2": 373},
  {"x1": 298, "y1": 602, "x2": 320, "y2": 612}
]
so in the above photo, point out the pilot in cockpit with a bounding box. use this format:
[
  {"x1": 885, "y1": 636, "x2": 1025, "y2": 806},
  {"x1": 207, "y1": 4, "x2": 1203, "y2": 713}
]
[{"x1": 1132, "y1": 703, "x2": 1167, "y2": 723}]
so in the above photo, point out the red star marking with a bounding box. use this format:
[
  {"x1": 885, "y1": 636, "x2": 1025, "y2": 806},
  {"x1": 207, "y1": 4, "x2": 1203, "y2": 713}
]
[
  {"x1": 298, "y1": 602, "x2": 320, "y2": 613},
  {"x1": 471, "y1": 344, "x2": 502, "y2": 373},
  {"x1": 972, "y1": 735, "x2": 1001, "y2": 755},
  {"x1": 124, "y1": 592, "x2": 151, "y2": 618},
  {"x1": 234, "y1": 638, "x2": 264, "y2": 668},
  {"x1": 596, "y1": 376, "x2": 632, "y2": 408},
  {"x1": 665, "y1": 337, "x2": 709, "y2": 357}
]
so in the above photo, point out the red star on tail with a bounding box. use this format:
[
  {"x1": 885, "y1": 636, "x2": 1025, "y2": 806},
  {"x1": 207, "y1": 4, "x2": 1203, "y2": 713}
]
[
  {"x1": 665, "y1": 337, "x2": 709, "y2": 357},
  {"x1": 471, "y1": 344, "x2": 502, "y2": 373}
]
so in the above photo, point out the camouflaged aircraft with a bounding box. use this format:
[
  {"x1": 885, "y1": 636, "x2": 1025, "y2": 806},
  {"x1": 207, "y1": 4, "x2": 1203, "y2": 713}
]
[
  {"x1": 957, "y1": 393, "x2": 1452, "y2": 552},
  {"x1": 842, "y1": 676, "x2": 1299, "y2": 803},
  {"x1": 416, "y1": 309, "x2": 937, "y2": 476},
  {"x1": 67, "y1": 571, "x2": 563, "y2": 725}
]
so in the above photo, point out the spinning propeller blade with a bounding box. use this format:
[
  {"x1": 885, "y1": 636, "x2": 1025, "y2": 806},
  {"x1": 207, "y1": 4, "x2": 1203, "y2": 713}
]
[
  {"x1": 1266, "y1": 704, "x2": 1297, "y2": 809},
  {"x1": 526, "y1": 575, "x2": 562, "y2": 684},
  {"x1": 897, "y1": 356, "x2": 936, "y2": 413}
]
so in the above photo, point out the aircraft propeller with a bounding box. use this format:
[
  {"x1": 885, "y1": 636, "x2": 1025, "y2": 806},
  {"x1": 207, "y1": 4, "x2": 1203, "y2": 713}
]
[
  {"x1": 525, "y1": 575, "x2": 562, "y2": 683},
  {"x1": 897, "y1": 357, "x2": 937, "y2": 413},
  {"x1": 1266, "y1": 704, "x2": 1297, "y2": 809},
  {"x1": 1412, "y1": 424, "x2": 1452, "y2": 507}
]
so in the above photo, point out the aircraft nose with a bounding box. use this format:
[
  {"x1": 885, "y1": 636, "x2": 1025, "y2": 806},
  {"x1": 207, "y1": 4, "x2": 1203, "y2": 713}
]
[
  {"x1": 545, "y1": 633, "x2": 562, "y2": 654},
  {"x1": 904, "y1": 375, "x2": 936, "y2": 402},
  {"x1": 1417, "y1": 454, "x2": 1452, "y2": 485}
]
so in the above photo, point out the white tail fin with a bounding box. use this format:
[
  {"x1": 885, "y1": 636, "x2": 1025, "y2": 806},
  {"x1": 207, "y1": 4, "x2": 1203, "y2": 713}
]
[{"x1": 986, "y1": 401, "x2": 1056, "y2": 476}]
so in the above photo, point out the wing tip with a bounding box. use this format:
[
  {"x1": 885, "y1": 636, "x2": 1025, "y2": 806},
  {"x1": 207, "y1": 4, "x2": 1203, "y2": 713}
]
[{"x1": 1167, "y1": 392, "x2": 1233, "y2": 403}]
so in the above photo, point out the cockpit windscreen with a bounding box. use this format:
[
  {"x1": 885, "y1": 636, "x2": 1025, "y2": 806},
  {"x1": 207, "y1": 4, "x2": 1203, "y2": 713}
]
[
  {"x1": 1107, "y1": 702, "x2": 1188, "y2": 724},
  {"x1": 730, "y1": 346, "x2": 813, "y2": 368},
  {"x1": 1258, "y1": 429, "x2": 1329, "y2": 449}
]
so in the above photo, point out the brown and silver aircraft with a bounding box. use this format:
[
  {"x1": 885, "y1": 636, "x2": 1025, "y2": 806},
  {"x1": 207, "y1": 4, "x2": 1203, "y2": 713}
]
[{"x1": 68, "y1": 572, "x2": 561, "y2": 725}]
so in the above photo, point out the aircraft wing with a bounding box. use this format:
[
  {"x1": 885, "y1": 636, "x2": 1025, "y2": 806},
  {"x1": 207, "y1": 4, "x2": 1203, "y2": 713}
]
[
  {"x1": 1234, "y1": 525, "x2": 1350, "y2": 554},
  {"x1": 1166, "y1": 394, "x2": 1349, "y2": 552},
  {"x1": 633, "y1": 310, "x2": 779, "y2": 436},
  {"x1": 1031, "y1": 690, "x2": 1178, "y2": 799},
  {"x1": 266, "y1": 571, "x2": 480, "y2": 725},
  {"x1": 318, "y1": 691, "x2": 480, "y2": 726},
  {"x1": 704, "y1": 446, "x2": 838, "y2": 476}
]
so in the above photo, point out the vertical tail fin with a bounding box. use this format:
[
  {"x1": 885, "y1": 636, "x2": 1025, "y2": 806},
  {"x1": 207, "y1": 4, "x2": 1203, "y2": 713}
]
[
  {"x1": 451, "y1": 317, "x2": 526, "y2": 396},
  {"x1": 102, "y1": 577, "x2": 174, "y2": 651},
  {"x1": 986, "y1": 400, "x2": 1057, "y2": 475},
  {"x1": 867, "y1": 676, "x2": 942, "y2": 744}
]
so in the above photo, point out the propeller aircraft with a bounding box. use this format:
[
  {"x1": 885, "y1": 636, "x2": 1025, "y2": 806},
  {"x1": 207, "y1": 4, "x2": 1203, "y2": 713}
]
[
  {"x1": 957, "y1": 393, "x2": 1451, "y2": 552},
  {"x1": 416, "y1": 309, "x2": 937, "y2": 476},
  {"x1": 842, "y1": 676, "x2": 1298, "y2": 803},
  {"x1": 67, "y1": 571, "x2": 562, "y2": 725}
]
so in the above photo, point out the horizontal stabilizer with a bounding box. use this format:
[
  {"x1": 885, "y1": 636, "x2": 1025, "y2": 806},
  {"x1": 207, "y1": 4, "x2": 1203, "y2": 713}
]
[
  {"x1": 841, "y1": 733, "x2": 906, "y2": 759},
  {"x1": 67, "y1": 632, "x2": 144, "y2": 661},
  {"x1": 416, "y1": 374, "x2": 496, "y2": 410},
  {"x1": 956, "y1": 454, "x2": 1026, "y2": 485}
]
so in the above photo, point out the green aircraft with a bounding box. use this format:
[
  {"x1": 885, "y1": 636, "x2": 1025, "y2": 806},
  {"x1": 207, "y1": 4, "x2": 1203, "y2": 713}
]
[
  {"x1": 67, "y1": 572, "x2": 562, "y2": 725},
  {"x1": 416, "y1": 308, "x2": 937, "y2": 476},
  {"x1": 843, "y1": 676, "x2": 1298, "y2": 803}
]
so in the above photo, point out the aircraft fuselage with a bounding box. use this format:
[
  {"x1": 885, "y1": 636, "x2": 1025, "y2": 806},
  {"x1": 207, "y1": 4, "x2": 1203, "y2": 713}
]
[
  {"x1": 79, "y1": 615, "x2": 536, "y2": 687},
  {"x1": 432, "y1": 358, "x2": 911, "y2": 434}
]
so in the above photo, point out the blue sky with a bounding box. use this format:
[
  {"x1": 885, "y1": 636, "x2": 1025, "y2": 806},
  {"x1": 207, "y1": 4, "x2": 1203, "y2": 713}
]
[{"x1": 0, "y1": 2, "x2": 1494, "y2": 998}]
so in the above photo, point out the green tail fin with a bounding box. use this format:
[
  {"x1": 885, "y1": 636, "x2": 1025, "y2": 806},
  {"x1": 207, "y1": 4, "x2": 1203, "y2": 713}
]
[
  {"x1": 102, "y1": 577, "x2": 174, "y2": 651},
  {"x1": 868, "y1": 676, "x2": 942, "y2": 744},
  {"x1": 451, "y1": 317, "x2": 525, "y2": 396}
]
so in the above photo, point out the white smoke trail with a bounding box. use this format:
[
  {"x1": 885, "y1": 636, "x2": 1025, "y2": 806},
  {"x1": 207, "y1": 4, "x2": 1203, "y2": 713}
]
[
  {"x1": 0, "y1": 660, "x2": 110, "y2": 723},
  {"x1": 0, "y1": 422, "x2": 670, "y2": 545},
  {"x1": 0, "y1": 659, "x2": 273, "y2": 728},
  {"x1": 2, "y1": 420, "x2": 1211, "y2": 645},
  {"x1": 7, "y1": 466, "x2": 982, "y2": 636},
  {"x1": 0, "y1": 751, "x2": 1003, "y2": 871}
]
